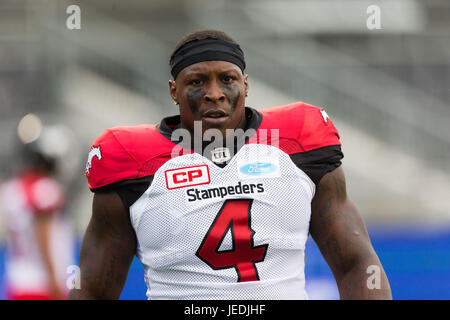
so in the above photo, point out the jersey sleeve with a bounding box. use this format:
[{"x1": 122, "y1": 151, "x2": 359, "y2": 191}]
[
  {"x1": 85, "y1": 128, "x2": 140, "y2": 191},
  {"x1": 299, "y1": 105, "x2": 341, "y2": 151},
  {"x1": 255, "y1": 102, "x2": 344, "y2": 185},
  {"x1": 261, "y1": 101, "x2": 343, "y2": 185},
  {"x1": 294, "y1": 104, "x2": 343, "y2": 184}
]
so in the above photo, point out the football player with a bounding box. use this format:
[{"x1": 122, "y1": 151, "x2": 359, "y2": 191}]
[
  {"x1": 69, "y1": 30, "x2": 391, "y2": 300},
  {"x1": 1, "y1": 123, "x2": 75, "y2": 300}
]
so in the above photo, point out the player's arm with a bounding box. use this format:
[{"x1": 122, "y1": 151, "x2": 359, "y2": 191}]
[
  {"x1": 68, "y1": 191, "x2": 137, "y2": 300},
  {"x1": 34, "y1": 211, "x2": 65, "y2": 299},
  {"x1": 309, "y1": 166, "x2": 392, "y2": 299}
]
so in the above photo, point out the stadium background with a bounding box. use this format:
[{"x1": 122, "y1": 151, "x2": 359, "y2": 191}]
[{"x1": 0, "y1": 0, "x2": 449, "y2": 299}]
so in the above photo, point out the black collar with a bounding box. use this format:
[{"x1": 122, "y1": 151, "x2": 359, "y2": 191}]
[{"x1": 157, "y1": 107, "x2": 263, "y2": 166}]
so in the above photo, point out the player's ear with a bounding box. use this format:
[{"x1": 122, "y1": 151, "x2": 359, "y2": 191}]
[
  {"x1": 243, "y1": 74, "x2": 249, "y2": 97},
  {"x1": 169, "y1": 79, "x2": 178, "y2": 104}
]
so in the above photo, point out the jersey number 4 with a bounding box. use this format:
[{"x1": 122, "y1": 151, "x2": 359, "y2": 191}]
[{"x1": 196, "y1": 199, "x2": 268, "y2": 282}]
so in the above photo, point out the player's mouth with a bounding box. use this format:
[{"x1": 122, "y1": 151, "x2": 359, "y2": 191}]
[{"x1": 201, "y1": 109, "x2": 229, "y2": 126}]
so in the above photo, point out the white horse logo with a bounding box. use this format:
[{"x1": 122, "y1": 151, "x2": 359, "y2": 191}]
[
  {"x1": 85, "y1": 146, "x2": 102, "y2": 175},
  {"x1": 320, "y1": 109, "x2": 329, "y2": 123}
]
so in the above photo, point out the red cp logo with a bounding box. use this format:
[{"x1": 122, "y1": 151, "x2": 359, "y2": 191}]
[{"x1": 165, "y1": 165, "x2": 210, "y2": 189}]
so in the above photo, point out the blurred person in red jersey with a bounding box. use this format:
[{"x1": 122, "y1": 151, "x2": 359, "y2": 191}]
[{"x1": 0, "y1": 117, "x2": 76, "y2": 300}]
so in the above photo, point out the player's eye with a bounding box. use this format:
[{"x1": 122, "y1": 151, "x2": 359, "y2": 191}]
[
  {"x1": 223, "y1": 76, "x2": 234, "y2": 83},
  {"x1": 189, "y1": 79, "x2": 203, "y2": 86}
]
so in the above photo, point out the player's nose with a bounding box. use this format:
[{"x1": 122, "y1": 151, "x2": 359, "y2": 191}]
[{"x1": 204, "y1": 80, "x2": 225, "y2": 103}]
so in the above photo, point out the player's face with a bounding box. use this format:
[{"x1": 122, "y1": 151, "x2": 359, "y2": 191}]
[{"x1": 169, "y1": 61, "x2": 248, "y2": 136}]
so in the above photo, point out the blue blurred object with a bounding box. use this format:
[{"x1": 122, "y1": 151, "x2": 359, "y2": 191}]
[
  {"x1": 304, "y1": 225, "x2": 450, "y2": 300},
  {"x1": 0, "y1": 243, "x2": 4, "y2": 300},
  {"x1": 1, "y1": 225, "x2": 449, "y2": 300},
  {"x1": 365, "y1": 225, "x2": 450, "y2": 300},
  {"x1": 120, "y1": 256, "x2": 148, "y2": 300}
]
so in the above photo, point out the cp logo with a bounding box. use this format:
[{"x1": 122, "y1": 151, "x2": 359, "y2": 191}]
[{"x1": 165, "y1": 165, "x2": 210, "y2": 189}]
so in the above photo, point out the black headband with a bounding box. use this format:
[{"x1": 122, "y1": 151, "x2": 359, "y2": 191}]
[{"x1": 169, "y1": 38, "x2": 246, "y2": 79}]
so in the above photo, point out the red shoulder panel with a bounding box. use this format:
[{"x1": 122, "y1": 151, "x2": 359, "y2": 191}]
[
  {"x1": 300, "y1": 102, "x2": 341, "y2": 151},
  {"x1": 85, "y1": 125, "x2": 178, "y2": 189},
  {"x1": 253, "y1": 101, "x2": 341, "y2": 154}
]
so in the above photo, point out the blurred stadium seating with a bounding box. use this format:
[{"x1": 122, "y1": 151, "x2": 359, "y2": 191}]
[{"x1": 0, "y1": 0, "x2": 449, "y2": 299}]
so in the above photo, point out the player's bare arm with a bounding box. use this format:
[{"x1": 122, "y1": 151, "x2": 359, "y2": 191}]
[
  {"x1": 310, "y1": 166, "x2": 392, "y2": 299},
  {"x1": 68, "y1": 191, "x2": 137, "y2": 299}
]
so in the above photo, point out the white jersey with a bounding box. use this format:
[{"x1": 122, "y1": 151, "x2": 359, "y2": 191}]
[
  {"x1": 133, "y1": 144, "x2": 313, "y2": 299},
  {"x1": 86, "y1": 102, "x2": 343, "y2": 299}
]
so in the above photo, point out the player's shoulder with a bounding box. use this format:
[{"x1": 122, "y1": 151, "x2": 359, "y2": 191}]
[
  {"x1": 85, "y1": 124, "x2": 173, "y2": 190},
  {"x1": 93, "y1": 124, "x2": 159, "y2": 147},
  {"x1": 258, "y1": 100, "x2": 341, "y2": 153},
  {"x1": 259, "y1": 100, "x2": 327, "y2": 125}
]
